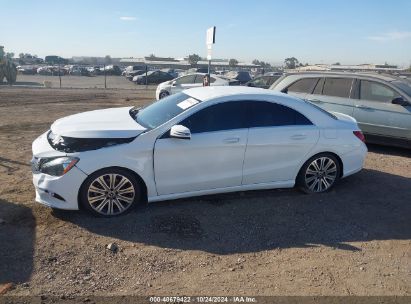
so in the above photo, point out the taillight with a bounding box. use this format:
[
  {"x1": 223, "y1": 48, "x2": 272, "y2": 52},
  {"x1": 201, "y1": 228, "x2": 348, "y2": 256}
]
[{"x1": 353, "y1": 130, "x2": 365, "y2": 143}]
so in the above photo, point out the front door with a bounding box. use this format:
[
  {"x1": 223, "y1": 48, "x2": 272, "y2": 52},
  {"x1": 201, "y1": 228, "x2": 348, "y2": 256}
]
[
  {"x1": 353, "y1": 80, "x2": 411, "y2": 139},
  {"x1": 154, "y1": 101, "x2": 248, "y2": 195}
]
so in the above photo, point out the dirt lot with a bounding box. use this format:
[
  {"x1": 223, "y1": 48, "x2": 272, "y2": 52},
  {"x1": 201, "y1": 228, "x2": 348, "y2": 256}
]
[
  {"x1": 1, "y1": 74, "x2": 148, "y2": 89},
  {"x1": 0, "y1": 86, "x2": 410, "y2": 297}
]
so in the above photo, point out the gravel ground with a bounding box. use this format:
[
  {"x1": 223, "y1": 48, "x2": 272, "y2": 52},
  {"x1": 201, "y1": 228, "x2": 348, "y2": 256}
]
[{"x1": 0, "y1": 86, "x2": 410, "y2": 297}]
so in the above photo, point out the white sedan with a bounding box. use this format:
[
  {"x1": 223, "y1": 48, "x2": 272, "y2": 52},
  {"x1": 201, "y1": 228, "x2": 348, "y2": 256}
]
[
  {"x1": 155, "y1": 73, "x2": 228, "y2": 100},
  {"x1": 31, "y1": 87, "x2": 367, "y2": 217}
]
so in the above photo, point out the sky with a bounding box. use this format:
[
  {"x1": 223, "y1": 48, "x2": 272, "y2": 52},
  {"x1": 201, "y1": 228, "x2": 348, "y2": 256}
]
[{"x1": 1, "y1": 0, "x2": 411, "y2": 66}]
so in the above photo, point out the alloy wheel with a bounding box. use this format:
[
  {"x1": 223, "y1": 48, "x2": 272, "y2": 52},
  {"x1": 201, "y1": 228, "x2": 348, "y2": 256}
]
[
  {"x1": 87, "y1": 173, "x2": 135, "y2": 216},
  {"x1": 304, "y1": 157, "x2": 337, "y2": 193},
  {"x1": 159, "y1": 91, "x2": 169, "y2": 99}
]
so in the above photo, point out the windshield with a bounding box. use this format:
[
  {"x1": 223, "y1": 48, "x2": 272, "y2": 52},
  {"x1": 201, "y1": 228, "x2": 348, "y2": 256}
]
[
  {"x1": 133, "y1": 93, "x2": 201, "y2": 129},
  {"x1": 391, "y1": 80, "x2": 411, "y2": 97}
]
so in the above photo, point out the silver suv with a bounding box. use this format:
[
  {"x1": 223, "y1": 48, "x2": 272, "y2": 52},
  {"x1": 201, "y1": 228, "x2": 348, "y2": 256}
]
[{"x1": 270, "y1": 72, "x2": 411, "y2": 148}]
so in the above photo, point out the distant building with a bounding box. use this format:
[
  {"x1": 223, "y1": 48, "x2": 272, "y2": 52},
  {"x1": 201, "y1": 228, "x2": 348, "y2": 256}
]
[{"x1": 119, "y1": 57, "x2": 258, "y2": 70}]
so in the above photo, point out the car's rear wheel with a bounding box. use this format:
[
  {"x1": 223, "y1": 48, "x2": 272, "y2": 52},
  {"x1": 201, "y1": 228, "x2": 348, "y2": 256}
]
[
  {"x1": 159, "y1": 91, "x2": 170, "y2": 99},
  {"x1": 297, "y1": 153, "x2": 340, "y2": 194},
  {"x1": 80, "y1": 168, "x2": 140, "y2": 217}
]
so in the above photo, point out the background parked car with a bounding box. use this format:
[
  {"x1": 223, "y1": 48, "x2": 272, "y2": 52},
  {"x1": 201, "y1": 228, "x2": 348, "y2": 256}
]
[
  {"x1": 246, "y1": 75, "x2": 281, "y2": 89},
  {"x1": 133, "y1": 70, "x2": 174, "y2": 85},
  {"x1": 225, "y1": 71, "x2": 252, "y2": 85},
  {"x1": 160, "y1": 68, "x2": 179, "y2": 78},
  {"x1": 156, "y1": 73, "x2": 229, "y2": 99},
  {"x1": 101, "y1": 65, "x2": 122, "y2": 76},
  {"x1": 271, "y1": 72, "x2": 411, "y2": 148},
  {"x1": 126, "y1": 70, "x2": 145, "y2": 81},
  {"x1": 37, "y1": 66, "x2": 65, "y2": 76},
  {"x1": 17, "y1": 66, "x2": 37, "y2": 75}
]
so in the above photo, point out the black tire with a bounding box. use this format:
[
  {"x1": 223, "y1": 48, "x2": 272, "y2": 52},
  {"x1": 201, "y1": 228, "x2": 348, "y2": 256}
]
[
  {"x1": 79, "y1": 168, "x2": 141, "y2": 217},
  {"x1": 159, "y1": 91, "x2": 169, "y2": 99},
  {"x1": 296, "y1": 153, "x2": 341, "y2": 194}
]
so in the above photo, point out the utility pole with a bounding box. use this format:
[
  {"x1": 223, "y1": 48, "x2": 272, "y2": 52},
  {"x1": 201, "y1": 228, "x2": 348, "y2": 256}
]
[
  {"x1": 206, "y1": 26, "x2": 216, "y2": 77},
  {"x1": 58, "y1": 61, "x2": 61, "y2": 89},
  {"x1": 104, "y1": 63, "x2": 107, "y2": 89}
]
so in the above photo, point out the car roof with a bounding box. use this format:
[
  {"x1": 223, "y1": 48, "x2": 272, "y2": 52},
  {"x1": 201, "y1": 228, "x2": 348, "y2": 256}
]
[
  {"x1": 179, "y1": 72, "x2": 224, "y2": 79},
  {"x1": 183, "y1": 86, "x2": 285, "y2": 101},
  {"x1": 284, "y1": 71, "x2": 401, "y2": 82}
]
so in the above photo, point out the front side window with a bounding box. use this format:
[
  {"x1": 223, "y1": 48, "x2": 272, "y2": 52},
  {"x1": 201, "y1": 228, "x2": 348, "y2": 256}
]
[
  {"x1": 360, "y1": 80, "x2": 400, "y2": 102},
  {"x1": 180, "y1": 101, "x2": 247, "y2": 133},
  {"x1": 175, "y1": 75, "x2": 196, "y2": 85},
  {"x1": 249, "y1": 101, "x2": 312, "y2": 127},
  {"x1": 322, "y1": 78, "x2": 353, "y2": 98},
  {"x1": 287, "y1": 78, "x2": 318, "y2": 93}
]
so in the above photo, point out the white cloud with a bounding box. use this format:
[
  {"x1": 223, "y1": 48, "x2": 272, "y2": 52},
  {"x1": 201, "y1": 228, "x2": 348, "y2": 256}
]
[
  {"x1": 119, "y1": 16, "x2": 137, "y2": 21},
  {"x1": 367, "y1": 31, "x2": 411, "y2": 42}
]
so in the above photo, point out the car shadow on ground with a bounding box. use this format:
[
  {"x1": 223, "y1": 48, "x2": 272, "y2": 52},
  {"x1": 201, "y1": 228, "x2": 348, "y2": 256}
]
[
  {"x1": 0, "y1": 199, "x2": 36, "y2": 284},
  {"x1": 367, "y1": 143, "x2": 411, "y2": 157},
  {"x1": 53, "y1": 168, "x2": 411, "y2": 255}
]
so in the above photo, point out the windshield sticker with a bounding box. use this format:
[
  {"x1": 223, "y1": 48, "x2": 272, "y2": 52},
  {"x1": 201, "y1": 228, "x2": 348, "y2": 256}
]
[{"x1": 177, "y1": 98, "x2": 199, "y2": 110}]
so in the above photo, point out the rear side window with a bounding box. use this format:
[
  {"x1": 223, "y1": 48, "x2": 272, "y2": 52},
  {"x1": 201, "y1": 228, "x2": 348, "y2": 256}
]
[
  {"x1": 360, "y1": 80, "x2": 400, "y2": 102},
  {"x1": 180, "y1": 101, "x2": 247, "y2": 133},
  {"x1": 175, "y1": 75, "x2": 196, "y2": 85},
  {"x1": 322, "y1": 78, "x2": 353, "y2": 98},
  {"x1": 248, "y1": 101, "x2": 312, "y2": 127},
  {"x1": 287, "y1": 78, "x2": 318, "y2": 93}
]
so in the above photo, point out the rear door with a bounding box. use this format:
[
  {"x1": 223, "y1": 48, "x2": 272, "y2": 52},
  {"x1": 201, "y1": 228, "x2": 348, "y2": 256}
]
[
  {"x1": 353, "y1": 80, "x2": 411, "y2": 139},
  {"x1": 305, "y1": 77, "x2": 355, "y2": 116},
  {"x1": 242, "y1": 101, "x2": 319, "y2": 184}
]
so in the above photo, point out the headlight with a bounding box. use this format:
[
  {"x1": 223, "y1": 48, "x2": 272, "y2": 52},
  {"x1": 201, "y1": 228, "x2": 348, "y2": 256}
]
[{"x1": 37, "y1": 157, "x2": 79, "y2": 176}]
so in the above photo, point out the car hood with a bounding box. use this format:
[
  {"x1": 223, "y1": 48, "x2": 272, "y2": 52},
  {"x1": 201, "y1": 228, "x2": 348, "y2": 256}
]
[
  {"x1": 51, "y1": 107, "x2": 147, "y2": 138},
  {"x1": 158, "y1": 80, "x2": 172, "y2": 88}
]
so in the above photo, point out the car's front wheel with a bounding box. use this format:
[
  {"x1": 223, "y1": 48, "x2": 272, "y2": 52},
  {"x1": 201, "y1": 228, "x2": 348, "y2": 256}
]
[
  {"x1": 159, "y1": 90, "x2": 170, "y2": 99},
  {"x1": 80, "y1": 168, "x2": 140, "y2": 217},
  {"x1": 297, "y1": 153, "x2": 341, "y2": 194}
]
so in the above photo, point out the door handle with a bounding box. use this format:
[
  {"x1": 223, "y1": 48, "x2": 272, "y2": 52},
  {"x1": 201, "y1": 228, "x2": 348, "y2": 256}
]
[
  {"x1": 223, "y1": 137, "x2": 240, "y2": 143},
  {"x1": 290, "y1": 134, "x2": 307, "y2": 140},
  {"x1": 355, "y1": 105, "x2": 373, "y2": 110}
]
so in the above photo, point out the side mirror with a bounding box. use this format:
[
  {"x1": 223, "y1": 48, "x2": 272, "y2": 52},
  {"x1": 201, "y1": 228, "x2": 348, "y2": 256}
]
[
  {"x1": 247, "y1": 82, "x2": 254, "y2": 87},
  {"x1": 392, "y1": 97, "x2": 409, "y2": 106},
  {"x1": 170, "y1": 125, "x2": 191, "y2": 140},
  {"x1": 281, "y1": 88, "x2": 288, "y2": 94},
  {"x1": 171, "y1": 81, "x2": 177, "y2": 87}
]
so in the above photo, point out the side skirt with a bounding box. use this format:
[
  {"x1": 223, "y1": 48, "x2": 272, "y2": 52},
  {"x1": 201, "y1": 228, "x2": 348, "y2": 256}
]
[{"x1": 148, "y1": 180, "x2": 295, "y2": 203}]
